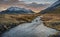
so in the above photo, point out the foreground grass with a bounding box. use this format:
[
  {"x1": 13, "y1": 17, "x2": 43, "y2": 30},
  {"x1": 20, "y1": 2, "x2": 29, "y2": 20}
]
[{"x1": 0, "y1": 14, "x2": 40, "y2": 34}]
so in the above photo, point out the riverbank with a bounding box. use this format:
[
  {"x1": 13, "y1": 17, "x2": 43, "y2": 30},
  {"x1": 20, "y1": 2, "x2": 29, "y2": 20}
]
[
  {"x1": 0, "y1": 14, "x2": 40, "y2": 34},
  {"x1": 41, "y1": 14, "x2": 60, "y2": 31},
  {"x1": 41, "y1": 14, "x2": 60, "y2": 37}
]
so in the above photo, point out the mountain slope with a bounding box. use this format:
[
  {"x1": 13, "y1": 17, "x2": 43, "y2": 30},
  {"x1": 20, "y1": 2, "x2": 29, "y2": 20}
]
[
  {"x1": 0, "y1": 7, "x2": 34, "y2": 14},
  {"x1": 40, "y1": 0, "x2": 60, "y2": 31},
  {"x1": 40, "y1": 0, "x2": 60, "y2": 14}
]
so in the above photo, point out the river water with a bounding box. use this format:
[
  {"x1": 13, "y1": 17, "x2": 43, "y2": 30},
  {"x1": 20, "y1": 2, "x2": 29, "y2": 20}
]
[{"x1": 1, "y1": 16, "x2": 59, "y2": 37}]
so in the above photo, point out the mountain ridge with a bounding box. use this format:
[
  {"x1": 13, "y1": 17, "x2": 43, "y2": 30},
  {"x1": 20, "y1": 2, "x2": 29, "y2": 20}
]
[
  {"x1": 39, "y1": 0, "x2": 60, "y2": 14},
  {"x1": 0, "y1": 7, "x2": 34, "y2": 14}
]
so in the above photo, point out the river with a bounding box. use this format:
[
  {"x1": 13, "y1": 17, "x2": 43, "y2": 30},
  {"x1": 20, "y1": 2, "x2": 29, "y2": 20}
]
[{"x1": 1, "y1": 16, "x2": 59, "y2": 37}]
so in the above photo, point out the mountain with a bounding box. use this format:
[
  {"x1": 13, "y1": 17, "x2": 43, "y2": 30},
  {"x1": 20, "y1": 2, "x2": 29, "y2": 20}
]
[
  {"x1": 0, "y1": 7, "x2": 34, "y2": 14},
  {"x1": 39, "y1": 0, "x2": 60, "y2": 14}
]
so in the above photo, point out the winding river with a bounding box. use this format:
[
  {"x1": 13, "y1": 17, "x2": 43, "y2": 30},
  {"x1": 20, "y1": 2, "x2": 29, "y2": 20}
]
[{"x1": 1, "y1": 16, "x2": 59, "y2": 37}]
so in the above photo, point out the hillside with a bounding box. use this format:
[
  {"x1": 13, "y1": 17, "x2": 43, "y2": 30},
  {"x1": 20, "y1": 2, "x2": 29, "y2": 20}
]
[
  {"x1": 40, "y1": 0, "x2": 60, "y2": 30},
  {"x1": 0, "y1": 13, "x2": 40, "y2": 34},
  {"x1": 0, "y1": 7, "x2": 35, "y2": 34},
  {"x1": 0, "y1": 6, "x2": 41, "y2": 35},
  {"x1": 40, "y1": 0, "x2": 60, "y2": 37},
  {"x1": 40, "y1": 6, "x2": 60, "y2": 14},
  {"x1": 40, "y1": 0, "x2": 60, "y2": 14},
  {"x1": 41, "y1": 6, "x2": 60, "y2": 14}
]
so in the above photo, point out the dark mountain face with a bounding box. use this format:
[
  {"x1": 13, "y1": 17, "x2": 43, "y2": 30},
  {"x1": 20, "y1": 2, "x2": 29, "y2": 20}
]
[
  {"x1": 39, "y1": 0, "x2": 60, "y2": 14},
  {"x1": 0, "y1": 7, "x2": 34, "y2": 14},
  {"x1": 50, "y1": 0, "x2": 60, "y2": 7}
]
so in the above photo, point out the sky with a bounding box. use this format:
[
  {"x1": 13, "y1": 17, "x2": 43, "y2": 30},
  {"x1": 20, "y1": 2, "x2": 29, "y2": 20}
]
[
  {"x1": 0, "y1": 0, "x2": 58, "y2": 12},
  {"x1": 0, "y1": 0, "x2": 57, "y2": 4},
  {"x1": 19, "y1": 0, "x2": 57, "y2": 4}
]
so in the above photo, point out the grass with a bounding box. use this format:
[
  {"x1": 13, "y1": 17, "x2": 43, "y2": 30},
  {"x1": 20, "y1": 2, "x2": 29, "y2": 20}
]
[
  {"x1": 0, "y1": 5, "x2": 60, "y2": 37},
  {"x1": 41, "y1": 6, "x2": 60, "y2": 31},
  {"x1": 41, "y1": 6, "x2": 60, "y2": 37},
  {"x1": 41, "y1": 14, "x2": 60, "y2": 31},
  {"x1": 0, "y1": 13, "x2": 40, "y2": 34}
]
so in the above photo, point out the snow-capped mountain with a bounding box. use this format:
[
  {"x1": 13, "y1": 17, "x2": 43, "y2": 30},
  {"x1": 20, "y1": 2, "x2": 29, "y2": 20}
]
[{"x1": 0, "y1": 7, "x2": 34, "y2": 14}]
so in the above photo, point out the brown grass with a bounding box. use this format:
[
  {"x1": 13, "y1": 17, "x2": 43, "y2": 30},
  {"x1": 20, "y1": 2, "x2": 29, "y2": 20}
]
[
  {"x1": 0, "y1": 13, "x2": 40, "y2": 34},
  {"x1": 41, "y1": 14, "x2": 60, "y2": 31}
]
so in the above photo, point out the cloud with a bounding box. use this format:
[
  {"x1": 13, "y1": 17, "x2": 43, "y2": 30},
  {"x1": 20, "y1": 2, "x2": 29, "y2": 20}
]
[
  {"x1": 0, "y1": 0, "x2": 25, "y2": 4},
  {"x1": 26, "y1": 2, "x2": 50, "y2": 8},
  {"x1": 0, "y1": 0, "x2": 51, "y2": 12},
  {"x1": 22, "y1": 0, "x2": 57, "y2": 4},
  {"x1": 24, "y1": 2, "x2": 50, "y2": 12}
]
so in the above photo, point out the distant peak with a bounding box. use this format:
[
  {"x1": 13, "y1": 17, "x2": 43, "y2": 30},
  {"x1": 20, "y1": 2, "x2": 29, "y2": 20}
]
[
  {"x1": 7, "y1": 7, "x2": 30, "y2": 11},
  {"x1": 0, "y1": 7, "x2": 34, "y2": 14},
  {"x1": 7, "y1": 7, "x2": 22, "y2": 11}
]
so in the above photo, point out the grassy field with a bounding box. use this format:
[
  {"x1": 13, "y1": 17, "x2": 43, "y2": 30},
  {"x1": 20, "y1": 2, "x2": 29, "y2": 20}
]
[
  {"x1": 0, "y1": 13, "x2": 60, "y2": 36},
  {"x1": 40, "y1": 6, "x2": 60, "y2": 30},
  {"x1": 40, "y1": 14, "x2": 60, "y2": 37},
  {"x1": 41, "y1": 14, "x2": 60, "y2": 31}
]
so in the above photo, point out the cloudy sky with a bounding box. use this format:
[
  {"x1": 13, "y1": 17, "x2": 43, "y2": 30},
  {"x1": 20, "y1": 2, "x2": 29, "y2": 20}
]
[
  {"x1": 0, "y1": 0, "x2": 58, "y2": 12},
  {"x1": 0, "y1": 0, "x2": 57, "y2": 4},
  {"x1": 19, "y1": 0, "x2": 57, "y2": 4}
]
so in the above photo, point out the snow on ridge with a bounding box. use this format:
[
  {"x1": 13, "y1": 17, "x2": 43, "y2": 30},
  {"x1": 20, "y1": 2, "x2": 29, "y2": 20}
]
[{"x1": 7, "y1": 7, "x2": 31, "y2": 12}]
